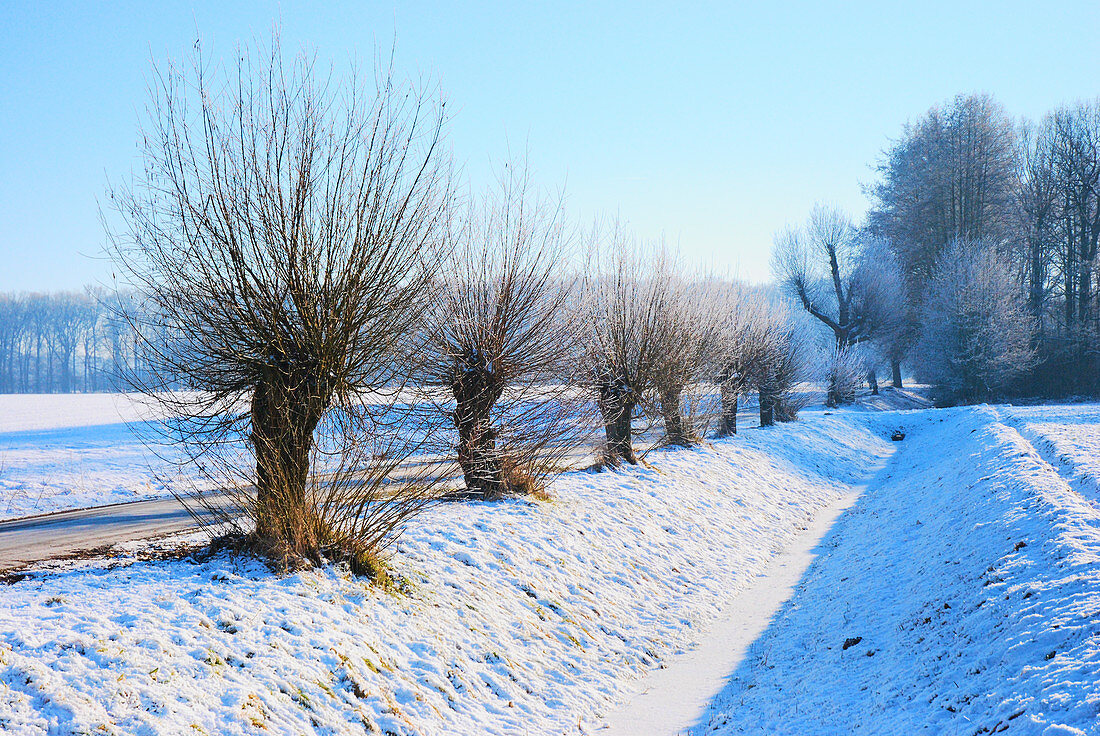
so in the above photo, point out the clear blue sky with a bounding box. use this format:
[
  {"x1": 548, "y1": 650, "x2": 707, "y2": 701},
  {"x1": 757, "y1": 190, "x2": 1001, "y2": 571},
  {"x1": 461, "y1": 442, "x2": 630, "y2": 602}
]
[{"x1": 2, "y1": 1, "x2": 1099, "y2": 290}]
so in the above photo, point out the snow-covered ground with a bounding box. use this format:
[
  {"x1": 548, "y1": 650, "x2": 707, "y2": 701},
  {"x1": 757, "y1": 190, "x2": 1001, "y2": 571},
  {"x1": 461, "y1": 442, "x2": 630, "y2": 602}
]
[
  {"x1": 0, "y1": 412, "x2": 888, "y2": 735},
  {"x1": 3, "y1": 400, "x2": 1100, "y2": 735},
  {"x1": 701, "y1": 405, "x2": 1100, "y2": 735},
  {"x1": 0, "y1": 394, "x2": 182, "y2": 520}
]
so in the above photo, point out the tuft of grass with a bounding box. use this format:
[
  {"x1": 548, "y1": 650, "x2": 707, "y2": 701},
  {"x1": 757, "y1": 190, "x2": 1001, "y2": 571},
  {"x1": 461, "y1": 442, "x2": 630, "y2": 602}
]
[
  {"x1": 349, "y1": 549, "x2": 394, "y2": 589},
  {"x1": 500, "y1": 455, "x2": 558, "y2": 500}
]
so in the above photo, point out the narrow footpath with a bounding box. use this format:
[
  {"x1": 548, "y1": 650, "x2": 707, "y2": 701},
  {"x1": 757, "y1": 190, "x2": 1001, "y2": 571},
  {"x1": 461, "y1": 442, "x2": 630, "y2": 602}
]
[{"x1": 598, "y1": 461, "x2": 890, "y2": 736}]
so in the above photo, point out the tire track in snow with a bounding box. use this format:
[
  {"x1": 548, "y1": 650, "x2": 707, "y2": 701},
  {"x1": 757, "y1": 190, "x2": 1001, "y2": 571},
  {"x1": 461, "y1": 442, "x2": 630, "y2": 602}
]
[{"x1": 993, "y1": 407, "x2": 1100, "y2": 510}]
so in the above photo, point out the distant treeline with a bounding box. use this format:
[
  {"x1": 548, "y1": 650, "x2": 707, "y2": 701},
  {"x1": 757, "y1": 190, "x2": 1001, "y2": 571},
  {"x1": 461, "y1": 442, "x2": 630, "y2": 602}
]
[{"x1": 0, "y1": 289, "x2": 146, "y2": 393}]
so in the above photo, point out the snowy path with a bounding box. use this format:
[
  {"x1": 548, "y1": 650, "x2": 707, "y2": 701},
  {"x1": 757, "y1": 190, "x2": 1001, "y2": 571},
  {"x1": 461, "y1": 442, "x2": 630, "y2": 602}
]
[{"x1": 599, "y1": 486, "x2": 869, "y2": 736}]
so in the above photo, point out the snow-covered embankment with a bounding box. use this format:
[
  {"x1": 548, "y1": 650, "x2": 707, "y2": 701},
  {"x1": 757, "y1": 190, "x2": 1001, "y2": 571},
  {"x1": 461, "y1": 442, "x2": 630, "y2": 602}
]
[
  {"x1": 702, "y1": 405, "x2": 1100, "y2": 735},
  {"x1": 0, "y1": 414, "x2": 889, "y2": 735}
]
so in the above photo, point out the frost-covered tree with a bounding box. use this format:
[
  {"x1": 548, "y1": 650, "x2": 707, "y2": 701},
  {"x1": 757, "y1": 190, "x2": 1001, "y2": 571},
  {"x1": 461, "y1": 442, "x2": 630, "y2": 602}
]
[
  {"x1": 649, "y1": 272, "x2": 725, "y2": 446},
  {"x1": 773, "y1": 204, "x2": 902, "y2": 404},
  {"x1": 868, "y1": 94, "x2": 1018, "y2": 287},
  {"x1": 916, "y1": 241, "x2": 1035, "y2": 404},
  {"x1": 578, "y1": 234, "x2": 671, "y2": 465},
  {"x1": 867, "y1": 94, "x2": 1017, "y2": 380},
  {"x1": 755, "y1": 303, "x2": 811, "y2": 426},
  {"x1": 823, "y1": 344, "x2": 867, "y2": 406},
  {"x1": 711, "y1": 283, "x2": 772, "y2": 436}
]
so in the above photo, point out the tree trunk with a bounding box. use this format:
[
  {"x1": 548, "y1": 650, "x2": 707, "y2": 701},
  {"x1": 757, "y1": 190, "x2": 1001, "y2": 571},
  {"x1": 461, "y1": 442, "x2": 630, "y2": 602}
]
[
  {"x1": 891, "y1": 359, "x2": 903, "y2": 388},
  {"x1": 451, "y1": 359, "x2": 507, "y2": 498},
  {"x1": 717, "y1": 383, "x2": 738, "y2": 436},
  {"x1": 759, "y1": 388, "x2": 775, "y2": 427},
  {"x1": 251, "y1": 375, "x2": 324, "y2": 553},
  {"x1": 598, "y1": 388, "x2": 637, "y2": 465},
  {"x1": 660, "y1": 386, "x2": 691, "y2": 446},
  {"x1": 867, "y1": 369, "x2": 879, "y2": 395},
  {"x1": 454, "y1": 407, "x2": 505, "y2": 499}
]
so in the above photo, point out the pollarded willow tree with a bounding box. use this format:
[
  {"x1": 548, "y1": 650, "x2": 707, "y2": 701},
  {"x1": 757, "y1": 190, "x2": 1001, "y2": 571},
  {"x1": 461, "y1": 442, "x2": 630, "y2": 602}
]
[
  {"x1": 421, "y1": 163, "x2": 584, "y2": 499},
  {"x1": 649, "y1": 271, "x2": 725, "y2": 446},
  {"x1": 753, "y1": 302, "x2": 810, "y2": 426},
  {"x1": 106, "y1": 36, "x2": 452, "y2": 569},
  {"x1": 578, "y1": 233, "x2": 671, "y2": 465},
  {"x1": 711, "y1": 284, "x2": 777, "y2": 436}
]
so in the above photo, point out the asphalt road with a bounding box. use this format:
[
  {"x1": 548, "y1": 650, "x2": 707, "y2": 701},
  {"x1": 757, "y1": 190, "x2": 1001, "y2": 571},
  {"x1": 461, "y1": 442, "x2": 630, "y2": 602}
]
[
  {"x1": 0, "y1": 387, "x2": 930, "y2": 573},
  {"x1": 0, "y1": 496, "x2": 203, "y2": 572}
]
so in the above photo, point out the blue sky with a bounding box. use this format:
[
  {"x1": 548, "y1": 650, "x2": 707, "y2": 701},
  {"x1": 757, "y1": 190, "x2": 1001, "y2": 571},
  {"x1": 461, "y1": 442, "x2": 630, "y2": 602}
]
[{"x1": 2, "y1": 1, "x2": 1099, "y2": 290}]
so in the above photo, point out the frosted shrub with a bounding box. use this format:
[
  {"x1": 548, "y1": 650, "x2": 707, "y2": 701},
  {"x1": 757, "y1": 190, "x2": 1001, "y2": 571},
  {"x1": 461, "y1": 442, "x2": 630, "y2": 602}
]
[{"x1": 916, "y1": 240, "x2": 1035, "y2": 405}]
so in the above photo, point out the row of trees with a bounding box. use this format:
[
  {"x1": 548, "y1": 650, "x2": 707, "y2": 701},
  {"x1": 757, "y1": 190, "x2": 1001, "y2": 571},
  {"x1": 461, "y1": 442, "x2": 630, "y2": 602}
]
[
  {"x1": 0, "y1": 289, "x2": 144, "y2": 394},
  {"x1": 108, "y1": 37, "x2": 814, "y2": 573}
]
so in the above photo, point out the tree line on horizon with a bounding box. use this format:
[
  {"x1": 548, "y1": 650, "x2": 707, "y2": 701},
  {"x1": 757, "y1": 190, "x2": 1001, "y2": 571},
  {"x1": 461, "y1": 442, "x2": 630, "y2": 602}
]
[{"x1": 0, "y1": 289, "x2": 146, "y2": 394}]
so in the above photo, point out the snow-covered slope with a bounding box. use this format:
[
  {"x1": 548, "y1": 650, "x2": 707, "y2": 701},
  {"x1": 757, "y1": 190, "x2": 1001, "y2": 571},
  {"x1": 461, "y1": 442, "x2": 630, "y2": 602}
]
[
  {"x1": 702, "y1": 405, "x2": 1100, "y2": 736},
  {"x1": 5, "y1": 403, "x2": 1100, "y2": 735},
  {"x1": 0, "y1": 414, "x2": 889, "y2": 735}
]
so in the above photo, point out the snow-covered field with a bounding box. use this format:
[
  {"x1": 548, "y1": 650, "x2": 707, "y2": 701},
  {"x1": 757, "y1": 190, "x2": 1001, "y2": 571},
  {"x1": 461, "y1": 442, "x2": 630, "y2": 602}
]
[
  {"x1": 2, "y1": 400, "x2": 1100, "y2": 735},
  {"x1": 0, "y1": 394, "x2": 181, "y2": 520}
]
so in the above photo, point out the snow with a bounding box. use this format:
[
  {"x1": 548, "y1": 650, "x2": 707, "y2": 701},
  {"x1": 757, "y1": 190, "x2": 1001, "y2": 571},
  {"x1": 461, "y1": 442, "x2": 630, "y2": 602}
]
[
  {"x1": 0, "y1": 390, "x2": 433, "y2": 521},
  {"x1": 0, "y1": 393, "x2": 167, "y2": 434},
  {"x1": 601, "y1": 487, "x2": 869, "y2": 736},
  {"x1": 700, "y1": 405, "x2": 1100, "y2": 735},
  {"x1": 3, "y1": 399, "x2": 1100, "y2": 734},
  {"x1": 0, "y1": 412, "x2": 889, "y2": 735},
  {"x1": 0, "y1": 394, "x2": 182, "y2": 520}
]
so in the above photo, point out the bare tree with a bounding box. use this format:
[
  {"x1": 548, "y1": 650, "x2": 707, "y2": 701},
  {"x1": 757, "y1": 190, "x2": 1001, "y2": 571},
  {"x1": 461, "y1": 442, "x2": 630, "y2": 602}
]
[
  {"x1": 421, "y1": 163, "x2": 584, "y2": 498},
  {"x1": 0, "y1": 295, "x2": 25, "y2": 393},
  {"x1": 755, "y1": 303, "x2": 810, "y2": 426},
  {"x1": 711, "y1": 283, "x2": 773, "y2": 436},
  {"x1": 916, "y1": 240, "x2": 1035, "y2": 404},
  {"x1": 46, "y1": 293, "x2": 93, "y2": 393},
  {"x1": 81, "y1": 287, "x2": 105, "y2": 392},
  {"x1": 774, "y1": 205, "x2": 900, "y2": 404},
  {"x1": 578, "y1": 232, "x2": 671, "y2": 465},
  {"x1": 851, "y1": 235, "x2": 908, "y2": 389},
  {"x1": 1016, "y1": 120, "x2": 1060, "y2": 324},
  {"x1": 24, "y1": 295, "x2": 48, "y2": 392},
  {"x1": 824, "y1": 344, "x2": 866, "y2": 406},
  {"x1": 106, "y1": 36, "x2": 451, "y2": 569},
  {"x1": 650, "y1": 271, "x2": 724, "y2": 446},
  {"x1": 868, "y1": 93, "x2": 1018, "y2": 283},
  {"x1": 774, "y1": 207, "x2": 863, "y2": 345}
]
